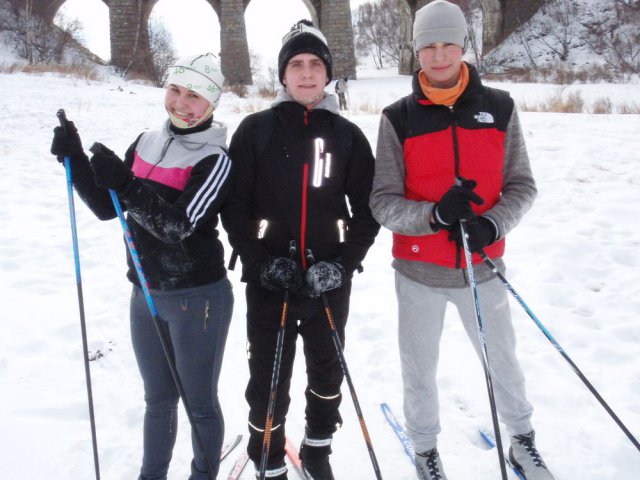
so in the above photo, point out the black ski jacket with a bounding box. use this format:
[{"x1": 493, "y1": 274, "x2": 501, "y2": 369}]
[
  {"x1": 221, "y1": 92, "x2": 379, "y2": 283},
  {"x1": 68, "y1": 118, "x2": 232, "y2": 290}
]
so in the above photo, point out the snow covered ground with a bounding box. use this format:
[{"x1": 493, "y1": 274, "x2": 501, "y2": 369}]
[{"x1": 1, "y1": 68, "x2": 639, "y2": 479}]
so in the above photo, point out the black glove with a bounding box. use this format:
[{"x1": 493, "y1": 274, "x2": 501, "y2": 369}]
[
  {"x1": 259, "y1": 256, "x2": 303, "y2": 292},
  {"x1": 305, "y1": 260, "x2": 345, "y2": 298},
  {"x1": 433, "y1": 179, "x2": 484, "y2": 230},
  {"x1": 449, "y1": 216, "x2": 497, "y2": 253},
  {"x1": 89, "y1": 143, "x2": 134, "y2": 193},
  {"x1": 51, "y1": 120, "x2": 85, "y2": 163}
]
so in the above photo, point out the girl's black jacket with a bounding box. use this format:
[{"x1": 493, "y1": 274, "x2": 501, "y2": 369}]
[{"x1": 68, "y1": 118, "x2": 232, "y2": 290}]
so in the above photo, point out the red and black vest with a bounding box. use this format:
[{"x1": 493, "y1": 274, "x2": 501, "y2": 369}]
[{"x1": 383, "y1": 64, "x2": 513, "y2": 268}]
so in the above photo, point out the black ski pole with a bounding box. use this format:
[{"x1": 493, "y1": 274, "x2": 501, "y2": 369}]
[
  {"x1": 259, "y1": 240, "x2": 297, "y2": 480},
  {"x1": 89, "y1": 143, "x2": 216, "y2": 479},
  {"x1": 304, "y1": 249, "x2": 383, "y2": 480},
  {"x1": 459, "y1": 220, "x2": 508, "y2": 480},
  {"x1": 479, "y1": 250, "x2": 640, "y2": 452},
  {"x1": 57, "y1": 109, "x2": 101, "y2": 480}
]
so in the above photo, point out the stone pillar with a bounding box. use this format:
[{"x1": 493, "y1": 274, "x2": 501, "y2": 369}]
[
  {"x1": 398, "y1": 0, "x2": 416, "y2": 75},
  {"x1": 478, "y1": 0, "x2": 503, "y2": 53},
  {"x1": 219, "y1": 0, "x2": 252, "y2": 84},
  {"x1": 109, "y1": 0, "x2": 153, "y2": 78},
  {"x1": 319, "y1": 0, "x2": 356, "y2": 79},
  {"x1": 503, "y1": 0, "x2": 545, "y2": 41}
]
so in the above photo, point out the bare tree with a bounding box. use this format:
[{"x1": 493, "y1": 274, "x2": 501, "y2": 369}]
[
  {"x1": 583, "y1": 0, "x2": 640, "y2": 74},
  {"x1": 0, "y1": 0, "x2": 83, "y2": 64},
  {"x1": 249, "y1": 48, "x2": 262, "y2": 79},
  {"x1": 148, "y1": 14, "x2": 176, "y2": 87},
  {"x1": 353, "y1": 0, "x2": 403, "y2": 69},
  {"x1": 533, "y1": 0, "x2": 580, "y2": 62}
]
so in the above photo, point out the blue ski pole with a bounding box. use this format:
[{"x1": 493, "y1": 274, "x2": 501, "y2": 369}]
[
  {"x1": 479, "y1": 250, "x2": 640, "y2": 452},
  {"x1": 88, "y1": 142, "x2": 216, "y2": 478},
  {"x1": 459, "y1": 220, "x2": 508, "y2": 480},
  {"x1": 56, "y1": 109, "x2": 101, "y2": 480}
]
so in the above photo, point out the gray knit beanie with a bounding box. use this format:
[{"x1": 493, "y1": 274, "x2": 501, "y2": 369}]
[{"x1": 413, "y1": 0, "x2": 468, "y2": 54}]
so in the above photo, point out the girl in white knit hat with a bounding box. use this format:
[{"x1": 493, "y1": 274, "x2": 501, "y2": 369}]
[{"x1": 51, "y1": 53, "x2": 233, "y2": 480}]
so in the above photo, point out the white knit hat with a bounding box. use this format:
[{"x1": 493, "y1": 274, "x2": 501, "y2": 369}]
[
  {"x1": 413, "y1": 0, "x2": 468, "y2": 54},
  {"x1": 166, "y1": 53, "x2": 225, "y2": 108}
]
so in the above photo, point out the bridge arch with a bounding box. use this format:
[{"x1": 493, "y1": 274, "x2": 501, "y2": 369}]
[
  {"x1": 21, "y1": 0, "x2": 545, "y2": 81},
  {"x1": 38, "y1": 0, "x2": 356, "y2": 84}
]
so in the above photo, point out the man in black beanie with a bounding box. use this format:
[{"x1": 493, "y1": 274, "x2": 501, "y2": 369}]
[{"x1": 222, "y1": 19, "x2": 379, "y2": 480}]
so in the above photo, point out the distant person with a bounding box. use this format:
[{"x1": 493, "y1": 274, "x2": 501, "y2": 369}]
[
  {"x1": 335, "y1": 77, "x2": 348, "y2": 111},
  {"x1": 221, "y1": 19, "x2": 379, "y2": 480},
  {"x1": 51, "y1": 53, "x2": 234, "y2": 480},
  {"x1": 369, "y1": 2, "x2": 555, "y2": 480}
]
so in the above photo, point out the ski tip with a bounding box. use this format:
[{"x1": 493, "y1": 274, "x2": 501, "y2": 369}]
[
  {"x1": 479, "y1": 429, "x2": 496, "y2": 448},
  {"x1": 284, "y1": 436, "x2": 302, "y2": 471}
]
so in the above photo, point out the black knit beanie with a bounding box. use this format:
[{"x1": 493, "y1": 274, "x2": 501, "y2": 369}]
[{"x1": 278, "y1": 19, "x2": 333, "y2": 85}]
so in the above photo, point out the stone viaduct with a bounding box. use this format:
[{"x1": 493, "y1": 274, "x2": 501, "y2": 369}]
[{"x1": 19, "y1": 0, "x2": 544, "y2": 83}]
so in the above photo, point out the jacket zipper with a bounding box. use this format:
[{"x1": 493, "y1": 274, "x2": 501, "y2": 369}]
[
  {"x1": 204, "y1": 299, "x2": 210, "y2": 331},
  {"x1": 144, "y1": 137, "x2": 174, "y2": 179},
  {"x1": 449, "y1": 106, "x2": 463, "y2": 270},
  {"x1": 300, "y1": 110, "x2": 310, "y2": 270}
]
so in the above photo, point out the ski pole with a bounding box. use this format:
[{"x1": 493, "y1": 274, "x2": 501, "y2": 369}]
[
  {"x1": 459, "y1": 221, "x2": 508, "y2": 480},
  {"x1": 479, "y1": 250, "x2": 640, "y2": 452},
  {"x1": 89, "y1": 144, "x2": 216, "y2": 479},
  {"x1": 304, "y1": 249, "x2": 383, "y2": 480},
  {"x1": 57, "y1": 109, "x2": 101, "y2": 480},
  {"x1": 259, "y1": 241, "x2": 297, "y2": 480}
]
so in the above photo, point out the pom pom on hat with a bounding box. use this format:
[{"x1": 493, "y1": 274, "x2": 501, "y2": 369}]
[
  {"x1": 413, "y1": 0, "x2": 468, "y2": 54},
  {"x1": 166, "y1": 53, "x2": 225, "y2": 108},
  {"x1": 278, "y1": 19, "x2": 333, "y2": 85}
]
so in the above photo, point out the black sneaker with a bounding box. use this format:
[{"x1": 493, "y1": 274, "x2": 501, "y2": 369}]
[
  {"x1": 415, "y1": 448, "x2": 447, "y2": 480},
  {"x1": 509, "y1": 430, "x2": 555, "y2": 480},
  {"x1": 299, "y1": 434, "x2": 334, "y2": 480}
]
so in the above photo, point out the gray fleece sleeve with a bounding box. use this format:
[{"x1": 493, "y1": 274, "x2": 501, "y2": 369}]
[
  {"x1": 484, "y1": 106, "x2": 537, "y2": 239},
  {"x1": 369, "y1": 114, "x2": 437, "y2": 236}
]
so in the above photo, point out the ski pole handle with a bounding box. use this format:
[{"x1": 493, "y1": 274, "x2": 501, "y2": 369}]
[{"x1": 57, "y1": 108, "x2": 69, "y2": 134}]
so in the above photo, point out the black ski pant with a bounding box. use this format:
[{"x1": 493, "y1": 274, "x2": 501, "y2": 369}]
[{"x1": 244, "y1": 281, "x2": 352, "y2": 466}]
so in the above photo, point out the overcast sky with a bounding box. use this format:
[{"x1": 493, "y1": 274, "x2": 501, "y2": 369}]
[{"x1": 58, "y1": 0, "x2": 369, "y2": 68}]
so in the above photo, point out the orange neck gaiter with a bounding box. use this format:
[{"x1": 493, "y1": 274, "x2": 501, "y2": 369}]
[{"x1": 419, "y1": 62, "x2": 469, "y2": 106}]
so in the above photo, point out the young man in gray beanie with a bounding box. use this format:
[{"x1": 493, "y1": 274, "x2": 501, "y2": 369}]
[
  {"x1": 370, "y1": 1, "x2": 555, "y2": 479},
  {"x1": 222, "y1": 19, "x2": 379, "y2": 480}
]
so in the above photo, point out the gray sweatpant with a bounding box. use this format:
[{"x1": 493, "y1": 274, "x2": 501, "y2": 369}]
[{"x1": 395, "y1": 271, "x2": 533, "y2": 453}]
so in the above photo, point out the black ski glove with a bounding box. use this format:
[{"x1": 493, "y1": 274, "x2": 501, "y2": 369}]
[
  {"x1": 449, "y1": 216, "x2": 497, "y2": 253},
  {"x1": 433, "y1": 179, "x2": 484, "y2": 230},
  {"x1": 259, "y1": 256, "x2": 303, "y2": 292},
  {"x1": 89, "y1": 142, "x2": 135, "y2": 194},
  {"x1": 305, "y1": 260, "x2": 345, "y2": 298},
  {"x1": 51, "y1": 120, "x2": 85, "y2": 163}
]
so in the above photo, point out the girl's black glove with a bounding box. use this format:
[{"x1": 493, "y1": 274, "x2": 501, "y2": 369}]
[
  {"x1": 89, "y1": 142, "x2": 134, "y2": 194},
  {"x1": 51, "y1": 120, "x2": 85, "y2": 162}
]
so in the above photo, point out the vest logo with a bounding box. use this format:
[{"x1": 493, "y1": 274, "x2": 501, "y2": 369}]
[
  {"x1": 474, "y1": 112, "x2": 494, "y2": 123},
  {"x1": 411, "y1": 245, "x2": 419, "y2": 253}
]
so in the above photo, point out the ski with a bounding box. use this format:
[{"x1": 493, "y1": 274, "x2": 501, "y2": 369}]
[
  {"x1": 380, "y1": 402, "x2": 416, "y2": 465},
  {"x1": 227, "y1": 450, "x2": 250, "y2": 480},
  {"x1": 479, "y1": 430, "x2": 526, "y2": 479},
  {"x1": 221, "y1": 434, "x2": 243, "y2": 461},
  {"x1": 285, "y1": 436, "x2": 305, "y2": 479}
]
